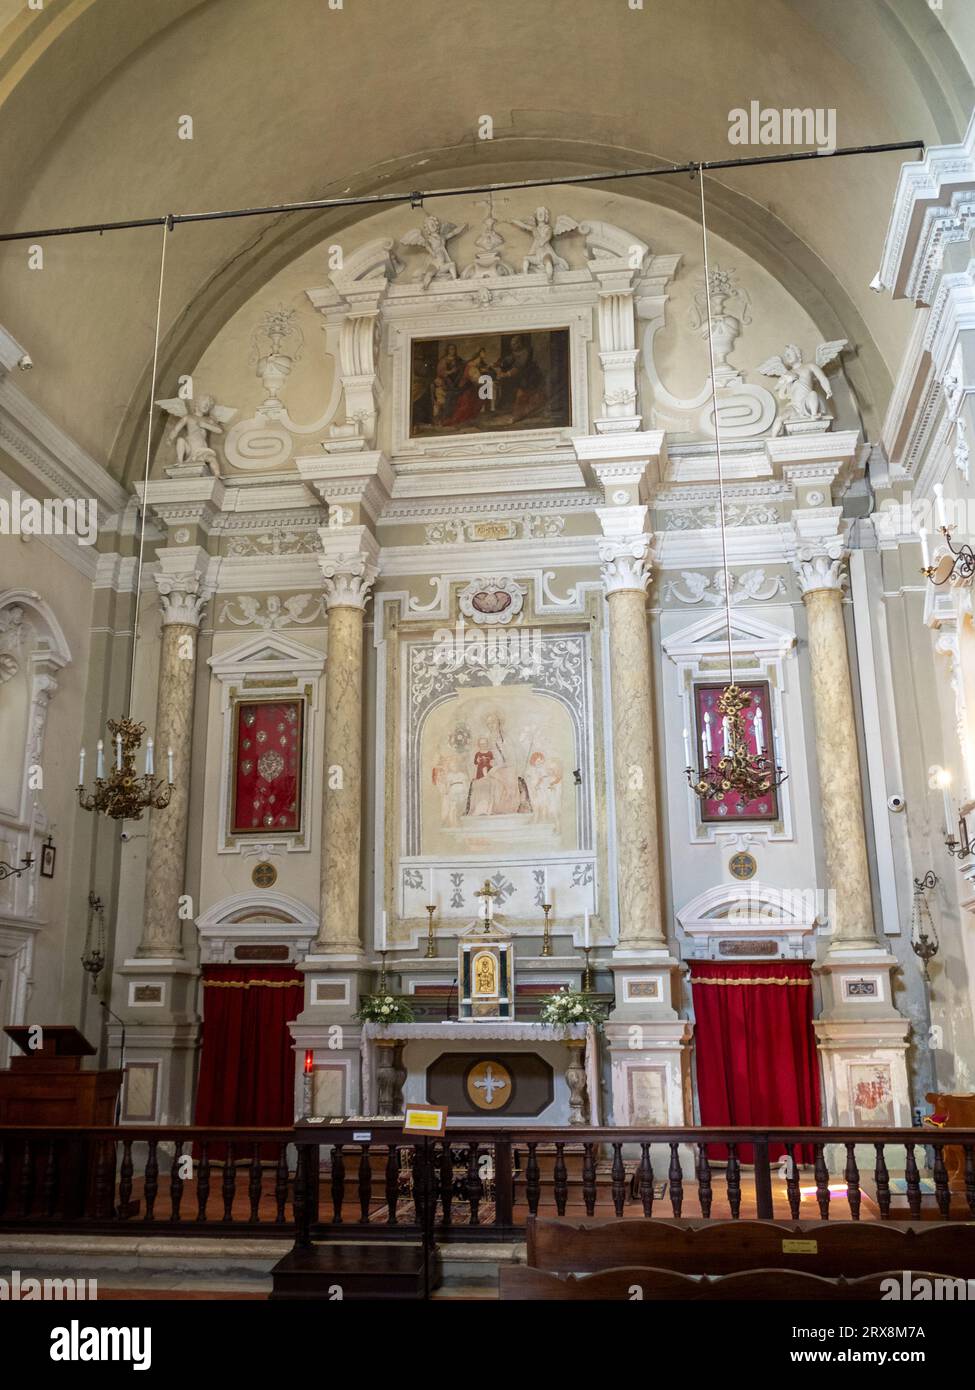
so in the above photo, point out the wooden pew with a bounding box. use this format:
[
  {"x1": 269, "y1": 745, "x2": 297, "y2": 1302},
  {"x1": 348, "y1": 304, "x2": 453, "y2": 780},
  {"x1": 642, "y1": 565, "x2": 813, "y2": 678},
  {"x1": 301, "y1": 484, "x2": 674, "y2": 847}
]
[
  {"x1": 526, "y1": 1215, "x2": 975, "y2": 1278},
  {"x1": 500, "y1": 1265, "x2": 966, "y2": 1301}
]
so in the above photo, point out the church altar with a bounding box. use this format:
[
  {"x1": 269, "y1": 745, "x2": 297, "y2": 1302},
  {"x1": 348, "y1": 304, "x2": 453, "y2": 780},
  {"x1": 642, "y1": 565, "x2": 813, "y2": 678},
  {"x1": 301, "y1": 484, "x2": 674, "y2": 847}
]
[{"x1": 359, "y1": 1021, "x2": 600, "y2": 1126}]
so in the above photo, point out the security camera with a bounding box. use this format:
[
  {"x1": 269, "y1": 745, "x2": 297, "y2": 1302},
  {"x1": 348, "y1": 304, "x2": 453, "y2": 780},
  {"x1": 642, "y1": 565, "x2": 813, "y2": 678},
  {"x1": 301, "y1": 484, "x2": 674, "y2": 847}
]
[
  {"x1": 17, "y1": 353, "x2": 32, "y2": 371},
  {"x1": 119, "y1": 828, "x2": 132, "y2": 842},
  {"x1": 869, "y1": 272, "x2": 885, "y2": 293},
  {"x1": 887, "y1": 794, "x2": 906, "y2": 813}
]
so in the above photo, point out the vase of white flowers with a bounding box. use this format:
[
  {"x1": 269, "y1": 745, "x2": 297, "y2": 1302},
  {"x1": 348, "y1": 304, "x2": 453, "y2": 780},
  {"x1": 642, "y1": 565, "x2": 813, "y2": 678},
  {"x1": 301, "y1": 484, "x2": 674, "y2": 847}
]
[
  {"x1": 356, "y1": 992, "x2": 415, "y2": 1026},
  {"x1": 538, "y1": 987, "x2": 606, "y2": 1029}
]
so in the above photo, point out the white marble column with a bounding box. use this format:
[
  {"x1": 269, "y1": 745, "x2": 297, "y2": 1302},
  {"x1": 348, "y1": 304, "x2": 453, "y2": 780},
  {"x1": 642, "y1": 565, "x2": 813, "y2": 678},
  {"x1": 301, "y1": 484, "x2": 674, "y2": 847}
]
[
  {"x1": 137, "y1": 572, "x2": 208, "y2": 957},
  {"x1": 600, "y1": 533, "x2": 665, "y2": 949},
  {"x1": 794, "y1": 544, "x2": 877, "y2": 948},
  {"x1": 315, "y1": 543, "x2": 378, "y2": 953}
]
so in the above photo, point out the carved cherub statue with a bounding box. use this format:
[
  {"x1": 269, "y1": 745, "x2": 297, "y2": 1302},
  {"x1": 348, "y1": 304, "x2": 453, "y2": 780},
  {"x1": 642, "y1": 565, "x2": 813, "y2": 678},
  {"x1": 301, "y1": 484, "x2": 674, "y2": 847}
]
[
  {"x1": 758, "y1": 341, "x2": 848, "y2": 423},
  {"x1": 509, "y1": 207, "x2": 580, "y2": 279},
  {"x1": 156, "y1": 393, "x2": 237, "y2": 473},
  {"x1": 399, "y1": 215, "x2": 468, "y2": 290}
]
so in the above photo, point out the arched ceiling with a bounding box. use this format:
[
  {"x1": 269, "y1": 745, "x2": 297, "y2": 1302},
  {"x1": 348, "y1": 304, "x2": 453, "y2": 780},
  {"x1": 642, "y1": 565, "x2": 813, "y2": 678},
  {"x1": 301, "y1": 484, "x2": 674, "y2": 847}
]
[{"x1": 0, "y1": 0, "x2": 971, "y2": 484}]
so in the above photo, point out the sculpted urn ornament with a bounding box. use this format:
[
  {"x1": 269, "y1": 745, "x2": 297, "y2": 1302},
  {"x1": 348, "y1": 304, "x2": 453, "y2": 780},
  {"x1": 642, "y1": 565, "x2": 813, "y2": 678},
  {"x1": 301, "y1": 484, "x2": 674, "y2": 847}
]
[{"x1": 759, "y1": 340, "x2": 849, "y2": 433}]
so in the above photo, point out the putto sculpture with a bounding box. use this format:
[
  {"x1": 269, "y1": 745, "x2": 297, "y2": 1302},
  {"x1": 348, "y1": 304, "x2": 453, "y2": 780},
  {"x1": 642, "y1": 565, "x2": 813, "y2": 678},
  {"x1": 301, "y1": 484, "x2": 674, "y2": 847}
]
[
  {"x1": 156, "y1": 391, "x2": 237, "y2": 475},
  {"x1": 509, "y1": 207, "x2": 580, "y2": 279},
  {"x1": 399, "y1": 214, "x2": 468, "y2": 290},
  {"x1": 759, "y1": 340, "x2": 849, "y2": 428}
]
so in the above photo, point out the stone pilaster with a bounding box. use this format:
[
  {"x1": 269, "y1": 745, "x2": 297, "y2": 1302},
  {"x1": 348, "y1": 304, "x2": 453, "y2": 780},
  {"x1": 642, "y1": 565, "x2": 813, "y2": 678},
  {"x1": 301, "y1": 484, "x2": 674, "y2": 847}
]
[
  {"x1": 137, "y1": 564, "x2": 209, "y2": 957},
  {"x1": 793, "y1": 541, "x2": 877, "y2": 949},
  {"x1": 315, "y1": 528, "x2": 379, "y2": 954}
]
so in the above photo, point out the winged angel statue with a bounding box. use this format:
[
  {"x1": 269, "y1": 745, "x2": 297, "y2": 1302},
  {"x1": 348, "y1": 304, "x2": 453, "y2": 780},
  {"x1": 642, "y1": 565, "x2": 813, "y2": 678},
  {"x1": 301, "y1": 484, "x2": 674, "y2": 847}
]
[
  {"x1": 399, "y1": 215, "x2": 468, "y2": 290},
  {"x1": 510, "y1": 207, "x2": 581, "y2": 279},
  {"x1": 156, "y1": 393, "x2": 237, "y2": 473},
  {"x1": 758, "y1": 340, "x2": 848, "y2": 426}
]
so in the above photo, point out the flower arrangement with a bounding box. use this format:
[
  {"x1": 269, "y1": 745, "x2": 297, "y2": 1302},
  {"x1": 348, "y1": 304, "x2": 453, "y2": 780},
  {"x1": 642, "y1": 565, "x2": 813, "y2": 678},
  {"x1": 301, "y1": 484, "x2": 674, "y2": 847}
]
[
  {"x1": 356, "y1": 992, "x2": 415, "y2": 1026},
  {"x1": 538, "y1": 987, "x2": 606, "y2": 1029}
]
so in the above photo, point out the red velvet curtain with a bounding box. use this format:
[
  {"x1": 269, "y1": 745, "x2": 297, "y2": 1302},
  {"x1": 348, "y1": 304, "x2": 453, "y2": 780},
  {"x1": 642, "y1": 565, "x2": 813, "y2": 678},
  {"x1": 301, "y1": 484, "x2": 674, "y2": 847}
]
[
  {"x1": 689, "y1": 961, "x2": 821, "y2": 1162},
  {"x1": 194, "y1": 966, "x2": 303, "y2": 1138}
]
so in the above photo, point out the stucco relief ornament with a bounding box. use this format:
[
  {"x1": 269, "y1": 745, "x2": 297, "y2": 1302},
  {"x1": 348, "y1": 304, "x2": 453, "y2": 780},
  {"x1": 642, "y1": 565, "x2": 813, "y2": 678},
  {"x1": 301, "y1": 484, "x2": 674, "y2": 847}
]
[
  {"x1": 508, "y1": 208, "x2": 580, "y2": 279},
  {"x1": 399, "y1": 215, "x2": 468, "y2": 290},
  {"x1": 689, "y1": 265, "x2": 751, "y2": 384},
  {"x1": 457, "y1": 577, "x2": 527, "y2": 626},
  {"x1": 156, "y1": 392, "x2": 237, "y2": 477},
  {"x1": 250, "y1": 306, "x2": 304, "y2": 416},
  {"x1": 219, "y1": 594, "x2": 325, "y2": 630},
  {"x1": 759, "y1": 340, "x2": 848, "y2": 434},
  {"x1": 461, "y1": 198, "x2": 514, "y2": 278},
  {"x1": 664, "y1": 568, "x2": 786, "y2": 606}
]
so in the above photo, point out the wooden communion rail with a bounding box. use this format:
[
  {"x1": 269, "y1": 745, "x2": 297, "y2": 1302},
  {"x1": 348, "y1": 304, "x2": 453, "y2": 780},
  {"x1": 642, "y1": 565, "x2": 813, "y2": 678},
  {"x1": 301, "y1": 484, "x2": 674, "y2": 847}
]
[{"x1": 0, "y1": 1123, "x2": 973, "y2": 1243}]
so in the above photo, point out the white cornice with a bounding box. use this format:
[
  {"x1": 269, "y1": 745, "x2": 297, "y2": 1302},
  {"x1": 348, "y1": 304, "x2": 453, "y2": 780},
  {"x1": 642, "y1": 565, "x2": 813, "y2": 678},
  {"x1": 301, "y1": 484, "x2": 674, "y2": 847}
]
[
  {"x1": 0, "y1": 374, "x2": 127, "y2": 522},
  {"x1": 379, "y1": 490, "x2": 600, "y2": 522},
  {"x1": 390, "y1": 459, "x2": 587, "y2": 497}
]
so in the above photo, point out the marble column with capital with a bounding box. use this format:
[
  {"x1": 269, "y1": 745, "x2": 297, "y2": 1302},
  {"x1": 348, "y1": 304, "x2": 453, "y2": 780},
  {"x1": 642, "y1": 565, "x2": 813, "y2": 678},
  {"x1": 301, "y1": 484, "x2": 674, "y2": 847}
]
[
  {"x1": 794, "y1": 544, "x2": 877, "y2": 948},
  {"x1": 599, "y1": 530, "x2": 666, "y2": 950},
  {"x1": 315, "y1": 537, "x2": 379, "y2": 954},
  {"x1": 137, "y1": 571, "x2": 209, "y2": 957}
]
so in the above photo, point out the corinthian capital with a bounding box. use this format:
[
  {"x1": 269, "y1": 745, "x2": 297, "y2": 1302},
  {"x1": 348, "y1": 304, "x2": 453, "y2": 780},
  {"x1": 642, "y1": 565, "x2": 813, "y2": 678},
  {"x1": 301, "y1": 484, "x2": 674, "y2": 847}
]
[
  {"x1": 155, "y1": 571, "x2": 210, "y2": 627},
  {"x1": 599, "y1": 535, "x2": 652, "y2": 594},
  {"x1": 317, "y1": 525, "x2": 381, "y2": 610},
  {"x1": 793, "y1": 541, "x2": 848, "y2": 597}
]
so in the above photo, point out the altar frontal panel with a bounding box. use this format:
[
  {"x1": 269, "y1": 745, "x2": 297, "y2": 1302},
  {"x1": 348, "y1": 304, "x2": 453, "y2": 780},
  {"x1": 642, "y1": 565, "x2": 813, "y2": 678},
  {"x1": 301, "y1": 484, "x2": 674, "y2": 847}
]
[{"x1": 426, "y1": 1052, "x2": 554, "y2": 1116}]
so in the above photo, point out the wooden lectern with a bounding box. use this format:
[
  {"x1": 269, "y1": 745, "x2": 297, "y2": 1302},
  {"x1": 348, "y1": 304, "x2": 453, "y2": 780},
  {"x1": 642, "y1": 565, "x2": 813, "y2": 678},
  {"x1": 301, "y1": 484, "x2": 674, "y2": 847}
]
[{"x1": 0, "y1": 1025, "x2": 120, "y2": 1124}]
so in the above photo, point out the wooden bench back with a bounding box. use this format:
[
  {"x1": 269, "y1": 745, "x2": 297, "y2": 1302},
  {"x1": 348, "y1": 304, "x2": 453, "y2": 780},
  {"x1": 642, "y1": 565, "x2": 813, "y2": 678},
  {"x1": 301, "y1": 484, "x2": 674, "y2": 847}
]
[{"x1": 501, "y1": 1264, "x2": 967, "y2": 1301}]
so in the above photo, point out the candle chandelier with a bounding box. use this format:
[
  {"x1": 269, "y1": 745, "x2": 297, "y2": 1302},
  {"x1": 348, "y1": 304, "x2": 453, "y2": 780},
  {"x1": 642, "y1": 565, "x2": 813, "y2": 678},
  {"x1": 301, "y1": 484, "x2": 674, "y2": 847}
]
[
  {"x1": 683, "y1": 170, "x2": 787, "y2": 812},
  {"x1": 919, "y1": 484, "x2": 975, "y2": 587},
  {"x1": 77, "y1": 717, "x2": 174, "y2": 821},
  {"x1": 77, "y1": 224, "x2": 178, "y2": 822}
]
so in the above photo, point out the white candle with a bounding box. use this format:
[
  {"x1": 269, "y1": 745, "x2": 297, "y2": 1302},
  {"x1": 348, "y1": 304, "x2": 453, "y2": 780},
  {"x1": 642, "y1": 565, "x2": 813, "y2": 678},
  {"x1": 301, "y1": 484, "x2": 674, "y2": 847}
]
[
  {"x1": 379, "y1": 910, "x2": 387, "y2": 951},
  {"x1": 753, "y1": 707, "x2": 764, "y2": 755},
  {"x1": 584, "y1": 910, "x2": 590, "y2": 948},
  {"x1": 722, "y1": 715, "x2": 732, "y2": 757},
  {"x1": 683, "y1": 727, "x2": 692, "y2": 767},
  {"x1": 167, "y1": 747, "x2": 174, "y2": 784},
  {"x1": 935, "y1": 482, "x2": 947, "y2": 529},
  {"x1": 919, "y1": 526, "x2": 931, "y2": 568},
  {"x1": 145, "y1": 736, "x2": 154, "y2": 776},
  {"x1": 703, "y1": 711, "x2": 713, "y2": 754},
  {"x1": 96, "y1": 739, "x2": 105, "y2": 779},
  {"x1": 78, "y1": 747, "x2": 86, "y2": 786},
  {"x1": 542, "y1": 868, "x2": 549, "y2": 903},
  {"x1": 115, "y1": 733, "x2": 122, "y2": 770}
]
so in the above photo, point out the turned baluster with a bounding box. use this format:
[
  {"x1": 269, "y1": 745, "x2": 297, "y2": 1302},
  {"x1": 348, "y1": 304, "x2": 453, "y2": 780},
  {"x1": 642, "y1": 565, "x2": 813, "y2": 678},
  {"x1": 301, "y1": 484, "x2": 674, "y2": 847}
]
[
  {"x1": 358, "y1": 1144, "x2": 372, "y2": 1223},
  {"x1": 385, "y1": 1144, "x2": 400, "y2": 1226},
  {"x1": 0, "y1": 1140, "x2": 6, "y2": 1216},
  {"x1": 611, "y1": 1142, "x2": 626, "y2": 1217},
  {"x1": 843, "y1": 1143, "x2": 861, "y2": 1220},
  {"x1": 196, "y1": 1143, "x2": 210, "y2": 1222},
  {"x1": 465, "y1": 1143, "x2": 483, "y2": 1226},
  {"x1": 726, "y1": 1143, "x2": 741, "y2": 1219},
  {"x1": 248, "y1": 1145, "x2": 263, "y2": 1223},
  {"x1": 904, "y1": 1143, "x2": 922, "y2": 1220},
  {"x1": 525, "y1": 1142, "x2": 541, "y2": 1215},
  {"x1": 18, "y1": 1139, "x2": 34, "y2": 1216},
  {"x1": 331, "y1": 1144, "x2": 345, "y2": 1224},
  {"x1": 42, "y1": 1139, "x2": 58, "y2": 1217},
  {"x1": 963, "y1": 1144, "x2": 975, "y2": 1220},
  {"x1": 170, "y1": 1140, "x2": 185, "y2": 1222},
  {"x1": 438, "y1": 1142, "x2": 453, "y2": 1227},
  {"x1": 221, "y1": 1144, "x2": 236, "y2": 1222},
  {"x1": 93, "y1": 1138, "x2": 115, "y2": 1219},
  {"x1": 813, "y1": 1143, "x2": 830, "y2": 1220},
  {"x1": 697, "y1": 1145, "x2": 713, "y2": 1219},
  {"x1": 932, "y1": 1143, "x2": 951, "y2": 1219},
  {"x1": 118, "y1": 1139, "x2": 134, "y2": 1221},
  {"x1": 553, "y1": 1142, "x2": 568, "y2": 1216},
  {"x1": 873, "y1": 1142, "x2": 891, "y2": 1220},
  {"x1": 293, "y1": 1147, "x2": 307, "y2": 1246},
  {"x1": 784, "y1": 1143, "x2": 801, "y2": 1220},
  {"x1": 638, "y1": 1142, "x2": 654, "y2": 1217},
  {"x1": 581, "y1": 1142, "x2": 597, "y2": 1216},
  {"x1": 274, "y1": 1145, "x2": 289, "y2": 1224},
  {"x1": 668, "y1": 1143, "x2": 684, "y2": 1217},
  {"x1": 143, "y1": 1139, "x2": 159, "y2": 1221}
]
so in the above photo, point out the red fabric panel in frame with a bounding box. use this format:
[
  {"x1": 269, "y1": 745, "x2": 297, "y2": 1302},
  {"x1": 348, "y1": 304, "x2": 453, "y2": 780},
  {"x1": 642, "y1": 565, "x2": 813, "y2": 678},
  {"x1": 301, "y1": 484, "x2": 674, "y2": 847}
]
[
  {"x1": 689, "y1": 960, "x2": 821, "y2": 1163},
  {"x1": 694, "y1": 680, "x2": 778, "y2": 822},
  {"x1": 231, "y1": 698, "x2": 303, "y2": 835}
]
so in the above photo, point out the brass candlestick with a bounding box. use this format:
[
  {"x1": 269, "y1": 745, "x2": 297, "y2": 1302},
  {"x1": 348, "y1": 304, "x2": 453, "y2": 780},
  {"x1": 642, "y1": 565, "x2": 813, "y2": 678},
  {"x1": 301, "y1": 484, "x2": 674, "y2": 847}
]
[
  {"x1": 541, "y1": 902, "x2": 553, "y2": 957},
  {"x1": 425, "y1": 904, "x2": 437, "y2": 959},
  {"x1": 581, "y1": 947, "x2": 595, "y2": 993},
  {"x1": 377, "y1": 950, "x2": 389, "y2": 993}
]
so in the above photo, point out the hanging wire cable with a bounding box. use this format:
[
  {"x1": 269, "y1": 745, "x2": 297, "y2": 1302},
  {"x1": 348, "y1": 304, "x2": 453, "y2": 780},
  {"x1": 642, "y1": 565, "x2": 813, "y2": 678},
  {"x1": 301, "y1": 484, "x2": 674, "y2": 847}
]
[
  {"x1": 696, "y1": 166, "x2": 735, "y2": 686},
  {"x1": 127, "y1": 217, "x2": 171, "y2": 718}
]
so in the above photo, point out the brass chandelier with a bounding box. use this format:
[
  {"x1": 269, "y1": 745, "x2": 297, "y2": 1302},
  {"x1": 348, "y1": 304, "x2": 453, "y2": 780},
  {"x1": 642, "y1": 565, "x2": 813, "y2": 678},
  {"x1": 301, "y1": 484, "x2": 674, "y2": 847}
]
[
  {"x1": 683, "y1": 169, "x2": 787, "y2": 813},
  {"x1": 77, "y1": 225, "x2": 177, "y2": 823},
  {"x1": 77, "y1": 717, "x2": 174, "y2": 821}
]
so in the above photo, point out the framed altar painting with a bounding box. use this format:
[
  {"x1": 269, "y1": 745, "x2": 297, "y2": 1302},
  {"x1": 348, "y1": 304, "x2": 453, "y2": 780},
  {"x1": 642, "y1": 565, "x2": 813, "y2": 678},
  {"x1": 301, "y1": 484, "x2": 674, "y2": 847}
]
[
  {"x1": 693, "y1": 680, "x2": 779, "y2": 823},
  {"x1": 230, "y1": 697, "x2": 304, "y2": 835},
  {"x1": 409, "y1": 327, "x2": 571, "y2": 439}
]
